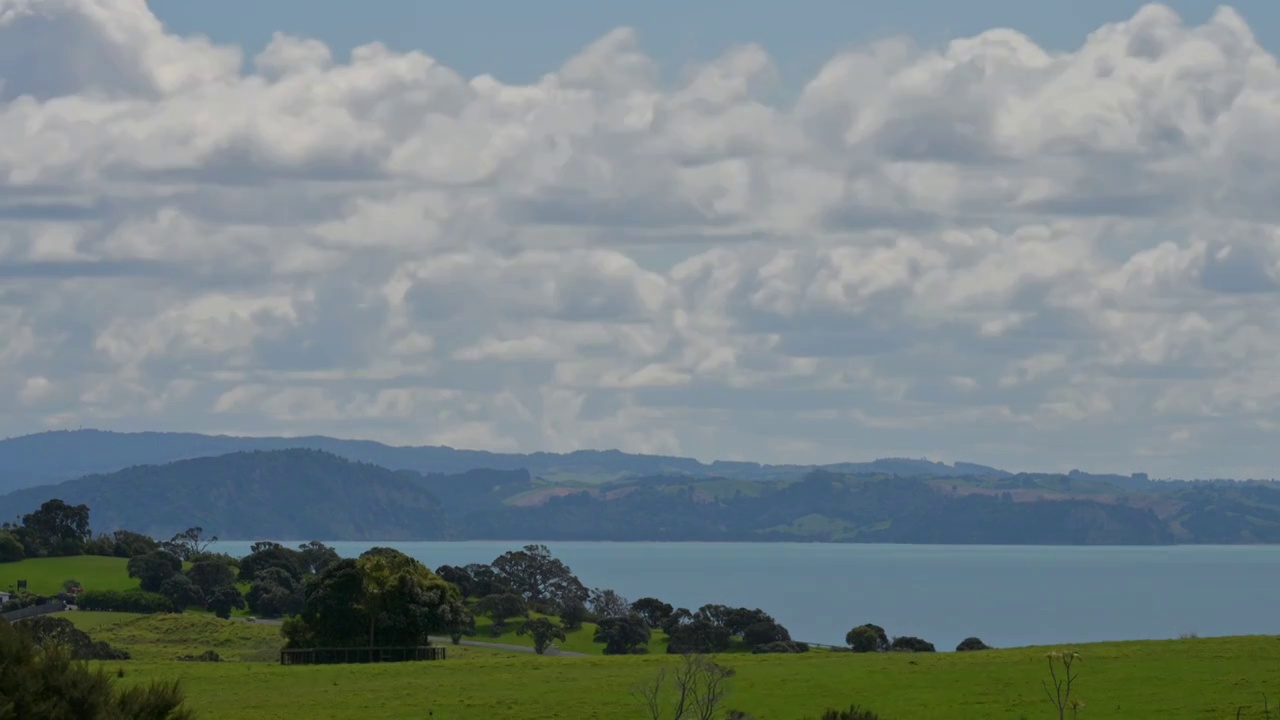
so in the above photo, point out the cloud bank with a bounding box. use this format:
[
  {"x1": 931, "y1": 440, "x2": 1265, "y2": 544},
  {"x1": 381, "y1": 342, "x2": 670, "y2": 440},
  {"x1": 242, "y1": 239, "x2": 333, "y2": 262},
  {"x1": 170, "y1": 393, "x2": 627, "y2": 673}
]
[{"x1": 2, "y1": 0, "x2": 1279, "y2": 478}]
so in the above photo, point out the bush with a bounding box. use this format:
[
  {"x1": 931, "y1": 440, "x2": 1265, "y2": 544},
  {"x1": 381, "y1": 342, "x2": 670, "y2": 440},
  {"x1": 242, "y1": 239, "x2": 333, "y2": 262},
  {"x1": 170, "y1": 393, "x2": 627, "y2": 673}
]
[
  {"x1": 0, "y1": 620, "x2": 190, "y2": 719},
  {"x1": 78, "y1": 589, "x2": 174, "y2": 614},
  {"x1": 0, "y1": 530, "x2": 24, "y2": 563},
  {"x1": 955, "y1": 636, "x2": 991, "y2": 652},
  {"x1": 176, "y1": 650, "x2": 222, "y2": 662},
  {"x1": 19, "y1": 616, "x2": 130, "y2": 661},
  {"x1": 889, "y1": 636, "x2": 935, "y2": 653},
  {"x1": 751, "y1": 640, "x2": 810, "y2": 654}
]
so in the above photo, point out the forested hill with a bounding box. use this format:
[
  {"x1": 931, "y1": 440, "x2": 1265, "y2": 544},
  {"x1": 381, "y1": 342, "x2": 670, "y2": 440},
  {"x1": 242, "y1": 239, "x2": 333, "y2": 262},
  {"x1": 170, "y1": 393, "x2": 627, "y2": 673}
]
[
  {"x1": 2, "y1": 449, "x2": 1278, "y2": 544},
  {"x1": 0, "y1": 429, "x2": 1011, "y2": 493},
  {"x1": 0, "y1": 450, "x2": 448, "y2": 540}
]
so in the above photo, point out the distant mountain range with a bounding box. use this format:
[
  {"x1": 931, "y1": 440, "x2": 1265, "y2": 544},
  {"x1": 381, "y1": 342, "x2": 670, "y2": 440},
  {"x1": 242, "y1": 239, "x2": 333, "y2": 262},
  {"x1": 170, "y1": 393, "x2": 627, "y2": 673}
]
[
  {"x1": 2, "y1": 441, "x2": 1278, "y2": 545},
  {"x1": 0, "y1": 429, "x2": 1018, "y2": 494}
]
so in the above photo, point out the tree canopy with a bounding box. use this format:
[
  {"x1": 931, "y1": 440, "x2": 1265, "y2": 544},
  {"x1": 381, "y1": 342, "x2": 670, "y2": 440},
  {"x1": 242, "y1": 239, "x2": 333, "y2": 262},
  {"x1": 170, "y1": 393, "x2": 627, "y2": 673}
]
[{"x1": 283, "y1": 547, "x2": 466, "y2": 648}]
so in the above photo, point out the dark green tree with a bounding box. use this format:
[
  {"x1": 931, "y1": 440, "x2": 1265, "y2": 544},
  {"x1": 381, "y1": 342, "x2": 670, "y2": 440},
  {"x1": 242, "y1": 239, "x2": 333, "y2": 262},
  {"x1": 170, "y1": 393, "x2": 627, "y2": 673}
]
[
  {"x1": 296, "y1": 540, "x2": 340, "y2": 574},
  {"x1": 127, "y1": 550, "x2": 182, "y2": 592},
  {"x1": 630, "y1": 597, "x2": 674, "y2": 628},
  {"x1": 110, "y1": 529, "x2": 159, "y2": 558},
  {"x1": 845, "y1": 624, "x2": 889, "y2": 653},
  {"x1": 284, "y1": 559, "x2": 365, "y2": 648},
  {"x1": 889, "y1": 636, "x2": 935, "y2": 652},
  {"x1": 446, "y1": 610, "x2": 477, "y2": 645},
  {"x1": 490, "y1": 544, "x2": 588, "y2": 610},
  {"x1": 237, "y1": 543, "x2": 308, "y2": 584},
  {"x1": 559, "y1": 600, "x2": 588, "y2": 631},
  {"x1": 158, "y1": 574, "x2": 203, "y2": 612},
  {"x1": 206, "y1": 586, "x2": 246, "y2": 619},
  {"x1": 475, "y1": 592, "x2": 528, "y2": 634},
  {"x1": 18, "y1": 499, "x2": 91, "y2": 556},
  {"x1": 185, "y1": 560, "x2": 236, "y2": 598},
  {"x1": 283, "y1": 551, "x2": 467, "y2": 649},
  {"x1": 245, "y1": 567, "x2": 304, "y2": 618},
  {"x1": 956, "y1": 636, "x2": 991, "y2": 652},
  {"x1": 517, "y1": 618, "x2": 567, "y2": 655},
  {"x1": 0, "y1": 530, "x2": 24, "y2": 562},
  {"x1": 594, "y1": 614, "x2": 651, "y2": 655},
  {"x1": 742, "y1": 621, "x2": 791, "y2": 648}
]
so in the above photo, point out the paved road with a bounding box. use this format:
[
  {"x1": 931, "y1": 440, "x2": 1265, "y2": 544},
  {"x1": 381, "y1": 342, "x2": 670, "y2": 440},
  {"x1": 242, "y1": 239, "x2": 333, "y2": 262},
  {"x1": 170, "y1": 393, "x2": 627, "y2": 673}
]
[{"x1": 229, "y1": 617, "x2": 584, "y2": 656}]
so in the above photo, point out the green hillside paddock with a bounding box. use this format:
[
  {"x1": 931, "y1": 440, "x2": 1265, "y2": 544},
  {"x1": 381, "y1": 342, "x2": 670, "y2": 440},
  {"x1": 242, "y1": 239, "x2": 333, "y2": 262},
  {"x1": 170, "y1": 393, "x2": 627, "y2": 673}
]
[
  {"x1": 94, "y1": 632, "x2": 1280, "y2": 719},
  {"x1": 0, "y1": 555, "x2": 136, "y2": 595}
]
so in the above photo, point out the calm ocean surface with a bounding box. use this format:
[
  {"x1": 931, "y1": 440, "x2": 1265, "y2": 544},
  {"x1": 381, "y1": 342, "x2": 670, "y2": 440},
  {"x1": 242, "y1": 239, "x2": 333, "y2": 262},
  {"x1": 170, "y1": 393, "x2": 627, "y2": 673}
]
[{"x1": 218, "y1": 541, "x2": 1280, "y2": 650}]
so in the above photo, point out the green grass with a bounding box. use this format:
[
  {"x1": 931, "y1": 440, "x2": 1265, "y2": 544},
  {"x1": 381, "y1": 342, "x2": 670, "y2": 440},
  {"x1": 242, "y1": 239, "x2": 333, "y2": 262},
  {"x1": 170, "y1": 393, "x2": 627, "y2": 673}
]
[
  {"x1": 97, "y1": 635, "x2": 1280, "y2": 719},
  {"x1": 0, "y1": 555, "x2": 138, "y2": 595},
  {"x1": 63, "y1": 610, "x2": 146, "y2": 631},
  {"x1": 86, "y1": 613, "x2": 286, "y2": 662}
]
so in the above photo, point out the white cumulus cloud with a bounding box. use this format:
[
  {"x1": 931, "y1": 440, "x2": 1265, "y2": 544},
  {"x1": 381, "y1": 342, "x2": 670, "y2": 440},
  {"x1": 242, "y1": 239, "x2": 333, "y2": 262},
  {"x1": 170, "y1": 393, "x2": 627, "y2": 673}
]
[{"x1": 1, "y1": 0, "x2": 1279, "y2": 477}]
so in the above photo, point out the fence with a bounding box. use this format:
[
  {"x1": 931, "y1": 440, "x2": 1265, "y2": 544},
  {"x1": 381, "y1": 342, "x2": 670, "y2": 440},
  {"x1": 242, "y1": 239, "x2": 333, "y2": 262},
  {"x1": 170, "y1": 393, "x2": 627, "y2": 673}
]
[
  {"x1": 279, "y1": 645, "x2": 447, "y2": 666},
  {"x1": 1, "y1": 601, "x2": 66, "y2": 623}
]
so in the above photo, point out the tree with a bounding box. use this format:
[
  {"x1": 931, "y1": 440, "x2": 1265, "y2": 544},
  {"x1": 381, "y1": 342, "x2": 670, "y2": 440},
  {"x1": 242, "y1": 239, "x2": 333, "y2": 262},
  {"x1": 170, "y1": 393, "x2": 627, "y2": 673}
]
[
  {"x1": 741, "y1": 621, "x2": 791, "y2": 648},
  {"x1": 559, "y1": 600, "x2": 588, "y2": 631},
  {"x1": 297, "y1": 540, "x2": 340, "y2": 575},
  {"x1": 956, "y1": 636, "x2": 991, "y2": 652},
  {"x1": 589, "y1": 588, "x2": 631, "y2": 619},
  {"x1": 356, "y1": 547, "x2": 465, "y2": 647},
  {"x1": 127, "y1": 550, "x2": 182, "y2": 593},
  {"x1": 845, "y1": 626, "x2": 881, "y2": 653},
  {"x1": 631, "y1": 597, "x2": 675, "y2": 628},
  {"x1": 245, "y1": 567, "x2": 304, "y2": 618},
  {"x1": 283, "y1": 550, "x2": 467, "y2": 649},
  {"x1": 238, "y1": 543, "x2": 308, "y2": 583},
  {"x1": 594, "y1": 614, "x2": 651, "y2": 655},
  {"x1": 889, "y1": 636, "x2": 935, "y2": 653},
  {"x1": 475, "y1": 592, "x2": 528, "y2": 634},
  {"x1": 185, "y1": 561, "x2": 236, "y2": 598},
  {"x1": 206, "y1": 586, "x2": 246, "y2": 619},
  {"x1": 163, "y1": 527, "x2": 217, "y2": 561},
  {"x1": 446, "y1": 611, "x2": 476, "y2": 645},
  {"x1": 0, "y1": 530, "x2": 25, "y2": 563},
  {"x1": 490, "y1": 544, "x2": 588, "y2": 610},
  {"x1": 634, "y1": 654, "x2": 735, "y2": 720},
  {"x1": 517, "y1": 618, "x2": 567, "y2": 655},
  {"x1": 62, "y1": 578, "x2": 83, "y2": 593},
  {"x1": 110, "y1": 529, "x2": 159, "y2": 559},
  {"x1": 19, "y1": 499, "x2": 91, "y2": 556},
  {"x1": 0, "y1": 620, "x2": 190, "y2": 719},
  {"x1": 845, "y1": 624, "x2": 889, "y2": 653},
  {"x1": 463, "y1": 563, "x2": 510, "y2": 598},
  {"x1": 667, "y1": 618, "x2": 731, "y2": 655},
  {"x1": 284, "y1": 559, "x2": 365, "y2": 648},
  {"x1": 159, "y1": 575, "x2": 203, "y2": 611}
]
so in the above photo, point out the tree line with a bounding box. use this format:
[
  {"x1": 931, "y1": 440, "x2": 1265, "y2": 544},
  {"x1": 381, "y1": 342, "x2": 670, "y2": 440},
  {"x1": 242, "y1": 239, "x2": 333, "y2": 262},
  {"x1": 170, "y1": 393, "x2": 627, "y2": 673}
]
[{"x1": 4, "y1": 500, "x2": 994, "y2": 656}]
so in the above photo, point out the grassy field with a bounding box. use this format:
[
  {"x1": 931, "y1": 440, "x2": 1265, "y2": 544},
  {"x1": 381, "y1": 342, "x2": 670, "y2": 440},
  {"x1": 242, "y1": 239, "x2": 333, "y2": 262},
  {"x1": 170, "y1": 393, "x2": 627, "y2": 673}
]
[
  {"x1": 0, "y1": 555, "x2": 138, "y2": 594},
  {"x1": 95, "y1": 634, "x2": 1280, "y2": 719}
]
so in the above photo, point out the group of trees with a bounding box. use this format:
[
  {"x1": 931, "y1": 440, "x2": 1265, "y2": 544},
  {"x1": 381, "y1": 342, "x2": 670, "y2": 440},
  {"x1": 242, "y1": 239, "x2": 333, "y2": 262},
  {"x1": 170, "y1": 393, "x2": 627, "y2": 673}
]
[
  {"x1": 0, "y1": 498, "x2": 92, "y2": 560},
  {"x1": 281, "y1": 547, "x2": 468, "y2": 649}
]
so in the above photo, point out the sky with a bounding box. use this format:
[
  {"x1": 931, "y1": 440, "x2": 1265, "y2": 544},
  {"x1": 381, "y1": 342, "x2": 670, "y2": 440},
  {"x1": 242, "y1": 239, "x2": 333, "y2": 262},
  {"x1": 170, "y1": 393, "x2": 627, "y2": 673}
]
[{"x1": 1, "y1": 0, "x2": 1279, "y2": 479}]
